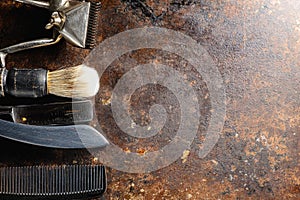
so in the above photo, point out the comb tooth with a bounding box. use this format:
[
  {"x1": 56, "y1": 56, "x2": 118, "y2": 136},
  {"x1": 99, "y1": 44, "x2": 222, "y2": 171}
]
[
  {"x1": 56, "y1": 166, "x2": 59, "y2": 195},
  {"x1": 75, "y1": 165, "x2": 78, "y2": 193},
  {"x1": 69, "y1": 165, "x2": 72, "y2": 194},
  {"x1": 10, "y1": 167, "x2": 13, "y2": 194},
  {"x1": 87, "y1": 167, "x2": 91, "y2": 191},
  {"x1": 33, "y1": 166, "x2": 35, "y2": 194},
  {"x1": 73, "y1": 165, "x2": 76, "y2": 193},
  {"x1": 34, "y1": 166, "x2": 37, "y2": 194},
  {"x1": 87, "y1": 165, "x2": 89, "y2": 191},
  {"x1": 8, "y1": 167, "x2": 14, "y2": 194},
  {"x1": 23, "y1": 167, "x2": 26, "y2": 195},
  {"x1": 59, "y1": 166, "x2": 62, "y2": 195},
  {"x1": 78, "y1": 165, "x2": 81, "y2": 193},
  {"x1": 85, "y1": 165, "x2": 88, "y2": 192},
  {"x1": 63, "y1": 166, "x2": 66, "y2": 194},
  {"x1": 31, "y1": 166, "x2": 33, "y2": 195},
  {"x1": 0, "y1": 167, "x2": 2, "y2": 193},
  {"x1": 70, "y1": 165, "x2": 73, "y2": 193},
  {"x1": 13, "y1": 167, "x2": 16, "y2": 194},
  {"x1": 65, "y1": 166, "x2": 67, "y2": 193},
  {"x1": 86, "y1": 1, "x2": 101, "y2": 49},
  {"x1": 4, "y1": 167, "x2": 6, "y2": 193},
  {"x1": 91, "y1": 165, "x2": 94, "y2": 191},
  {"x1": 102, "y1": 165, "x2": 106, "y2": 191},
  {"x1": 71, "y1": 165, "x2": 74, "y2": 193},
  {"x1": 77, "y1": 165, "x2": 80, "y2": 193},
  {"x1": 0, "y1": 167, "x2": 3, "y2": 193},
  {"x1": 25, "y1": 166, "x2": 28, "y2": 195},
  {"x1": 5, "y1": 167, "x2": 8, "y2": 194},
  {"x1": 55, "y1": 166, "x2": 57, "y2": 194},
  {"x1": 20, "y1": 167, "x2": 23, "y2": 194},
  {"x1": 15, "y1": 167, "x2": 17, "y2": 194},
  {"x1": 7, "y1": 167, "x2": 9, "y2": 194},
  {"x1": 6, "y1": 167, "x2": 8, "y2": 194},
  {"x1": 28, "y1": 166, "x2": 30, "y2": 195},
  {"x1": 79, "y1": 165, "x2": 81, "y2": 192},
  {"x1": 5, "y1": 167, "x2": 7, "y2": 194},
  {"x1": 53, "y1": 166, "x2": 56, "y2": 195},
  {"x1": 15, "y1": 167, "x2": 18, "y2": 194},
  {"x1": 24, "y1": 166, "x2": 27, "y2": 194},
  {"x1": 13, "y1": 167, "x2": 15, "y2": 194},
  {"x1": 91, "y1": 165, "x2": 93, "y2": 191},
  {"x1": 41, "y1": 166, "x2": 45, "y2": 194},
  {"x1": 39, "y1": 166, "x2": 42, "y2": 195},
  {"x1": 49, "y1": 166, "x2": 52, "y2": 195},
  {"x1": 82, "y1": 165, "x2": 85, "y2": 192},
  {"x1": 83, "y1": 165, "x2": 86, "y2": 192},
  {"x1": 15, "y1": 167, "x2": 21, "y2": 193},
  {"x1": 64, "y1": 166, "x2": 67, "y2": 194},
  {"x1": 18, "y1": 167, "x2": 21, "y2": 194},
  {"x1": 27, "y1": 166, "x2": 30, "y2": 194},
  {"x1": 60, "y1": 166, "x2": 63, "y2": 194},
  {"x1": 34, "y1": 166, "x2": 36, "y2": 194},
  {"x1": 8, "y1": 167, "x2": 11, "y2": 194},
  {"x1": 30, "y1": 166, "x2": 33, "y2": 195},
  {"x1": 96, "y1": 165, "x2": 99, "y2": 191},
  {"x1": 24, "y1": 167, "x2": 26, "y2": 195},
  {"x1": 29, "y1": 166, "x2": 32, "y2": 195},
  {"x1": 32, "y1": 166, "x2": 35, "y2": 195}
]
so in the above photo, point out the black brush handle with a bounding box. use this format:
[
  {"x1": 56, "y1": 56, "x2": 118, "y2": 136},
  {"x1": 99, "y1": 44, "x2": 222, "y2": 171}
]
[{"x1": 0, "y1": 68, "x2": 47, "y2": 98}]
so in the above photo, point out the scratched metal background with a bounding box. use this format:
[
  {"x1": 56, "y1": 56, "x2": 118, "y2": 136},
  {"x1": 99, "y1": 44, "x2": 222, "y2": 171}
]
[{"x1": 0, "y1": 0, "x2": 299, "y2": 199}]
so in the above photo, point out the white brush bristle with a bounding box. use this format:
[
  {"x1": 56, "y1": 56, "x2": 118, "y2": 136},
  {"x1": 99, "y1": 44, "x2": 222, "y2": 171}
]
[{"x1": 48, "y1": 64, "x2": 100, "y2": 98}]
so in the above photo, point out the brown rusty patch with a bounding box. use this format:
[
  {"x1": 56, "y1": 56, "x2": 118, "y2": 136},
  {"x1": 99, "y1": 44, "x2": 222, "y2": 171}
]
[{"x1": 0, "y1": 0, "x2": 299, "y2": 199}]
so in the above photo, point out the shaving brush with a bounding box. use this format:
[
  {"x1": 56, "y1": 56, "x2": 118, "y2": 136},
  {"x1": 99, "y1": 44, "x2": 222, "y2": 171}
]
[{"x1": 0, "y1": 65, "x2": 99, "y2": 98}]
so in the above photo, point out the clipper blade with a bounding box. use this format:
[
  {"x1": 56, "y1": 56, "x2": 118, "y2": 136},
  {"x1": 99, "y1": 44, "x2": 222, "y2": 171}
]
[
  {"x1": 85, "y1": 1, "x2": 101, "y2": 49},
  {"x1": 55, "y1": 1, "x2": 101, "y2": 49},
  {"x1": 0, "y1": 165, "x2": 106, "y2": 199}
]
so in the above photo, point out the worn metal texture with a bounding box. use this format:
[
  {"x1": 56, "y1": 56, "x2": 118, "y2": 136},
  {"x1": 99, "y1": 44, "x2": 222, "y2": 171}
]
[{"x1": 0, "y1": 0, "x2": 299, "y2": 199}]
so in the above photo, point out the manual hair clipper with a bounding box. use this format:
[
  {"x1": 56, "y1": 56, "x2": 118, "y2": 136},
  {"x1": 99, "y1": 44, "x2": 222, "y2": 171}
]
[{"x1": 0, "y1": 0, "x2": 101, "y2": 67}]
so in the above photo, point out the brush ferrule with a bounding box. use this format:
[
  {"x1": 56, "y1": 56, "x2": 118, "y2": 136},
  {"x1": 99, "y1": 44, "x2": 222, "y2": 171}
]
[
  {"x1": 0, "y1": 68, "x2": 7, "y2": 97},
  {"x1": 5, "y1": 68, "x2": 47, "y2": 98}
]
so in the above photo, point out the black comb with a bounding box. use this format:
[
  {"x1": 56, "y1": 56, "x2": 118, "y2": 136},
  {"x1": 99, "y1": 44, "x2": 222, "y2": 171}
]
[{"x1": 0, "y1": 165, "x2": 106, "y2": 199}]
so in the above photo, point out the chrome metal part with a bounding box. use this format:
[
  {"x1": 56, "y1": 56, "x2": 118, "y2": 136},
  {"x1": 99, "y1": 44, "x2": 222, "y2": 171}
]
[{"x1": 0, "y1": 35, "x2": 63, "y2": 67}]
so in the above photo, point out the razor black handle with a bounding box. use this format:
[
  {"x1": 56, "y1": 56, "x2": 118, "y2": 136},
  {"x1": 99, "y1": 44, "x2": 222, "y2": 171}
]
[{"x1": 0, "y1": 68, "x2": 47, "y2": 98}]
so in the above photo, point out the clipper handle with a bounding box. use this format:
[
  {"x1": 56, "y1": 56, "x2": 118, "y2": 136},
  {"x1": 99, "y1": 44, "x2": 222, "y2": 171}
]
[
  {"x1": 14, "y1": 0, "x2": 50, "y2": 9},
  {"x1": 14, "y1": 0, "x2": 70, "y2": 10}
]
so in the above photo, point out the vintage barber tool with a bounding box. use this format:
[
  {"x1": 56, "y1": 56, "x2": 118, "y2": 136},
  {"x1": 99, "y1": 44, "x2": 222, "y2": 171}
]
[
  {"x1": 0, "y1": 118, "x2": 108, "y2": 149},
  {"x1": 0, "y1": 164, "x2": 106, "y2": 199},
  {"x1": 0, "y1": 100, "x2": 93, "y2": 125},
  {"x1": 0, "y1": 64, "x2": 99, "y2": 98},
  {"x1": 0, "y1": 0, "x2": 100, "y2": 67},
  {"x1": 15, "y1": 0, "x2": 101, "y2": 48}
]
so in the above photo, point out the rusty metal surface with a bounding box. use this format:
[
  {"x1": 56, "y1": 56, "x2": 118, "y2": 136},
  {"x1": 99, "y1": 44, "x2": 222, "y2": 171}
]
[{"x1": 0, "y1": 0, "x2": 299, "y2": 199}]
